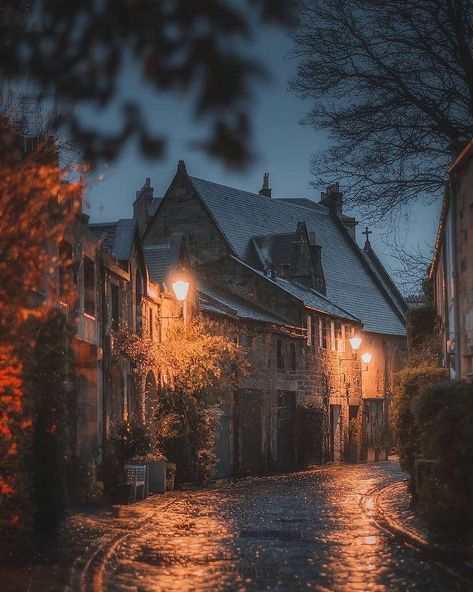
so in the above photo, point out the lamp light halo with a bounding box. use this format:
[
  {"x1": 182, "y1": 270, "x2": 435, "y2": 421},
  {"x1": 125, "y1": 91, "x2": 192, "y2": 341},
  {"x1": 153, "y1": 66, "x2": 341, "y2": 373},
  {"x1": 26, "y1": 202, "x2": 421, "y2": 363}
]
[{"x1": 361, "y1": 352, "x2": 372, "y2": 364}]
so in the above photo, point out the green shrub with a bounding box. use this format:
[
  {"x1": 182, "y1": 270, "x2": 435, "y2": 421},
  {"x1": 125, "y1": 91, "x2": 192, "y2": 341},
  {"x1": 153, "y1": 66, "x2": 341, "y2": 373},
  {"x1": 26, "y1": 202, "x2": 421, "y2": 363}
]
[
  {"x1": 412, "y1": 381, "x2": 473, "y2": 543},
  {"x1": 393, "y1": 366, "x2": 448, "y2": 477},
  {"x1": 158, "y1": 388, "x2": 222, "y2": 484},
  {"x1": 406, "y1": 305, "x2": 441, "y2": 367},
  {"x1": 101, "y1": 418, "x2": 151, "y2": 498}
]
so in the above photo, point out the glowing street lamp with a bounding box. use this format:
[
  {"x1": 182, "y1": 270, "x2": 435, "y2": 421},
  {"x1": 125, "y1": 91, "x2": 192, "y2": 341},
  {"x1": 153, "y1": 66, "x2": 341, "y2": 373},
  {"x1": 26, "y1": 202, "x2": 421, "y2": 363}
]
[
  {"x1": 361, "y1": 352, "x2": 372, "y2": 365},
  {"x1": 349, "y1": 335, "x2": 362, "y2": 351},
  {"x1": 172, "y1": 279, "x2": 190, "y2": 303}
]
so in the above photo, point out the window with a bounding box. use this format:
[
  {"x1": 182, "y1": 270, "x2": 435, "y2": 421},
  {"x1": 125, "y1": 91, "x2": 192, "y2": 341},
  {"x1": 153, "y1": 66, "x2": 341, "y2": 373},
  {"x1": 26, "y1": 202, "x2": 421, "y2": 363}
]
[
  {"x1": 276, "y1": 339, "x2": 284, "y2": 370},
  {"x1": 59, "y1": 241, "x2": 73, "y2": 299},
  {"x1": 340, "y1": 323, "x2": 346, "y2": 353},
  {"x1": 136, "y1": 270, "x2": 143, "y2": 334},
  {"x1": 111, "y1": 283, "x2": 119, "y2": 330},
  {"x1": 83, "y1": 257, "x2": 95, "y2": 316},
  {"x1": 335, "y1": 321, "x2": 345, "y2": 352},
  {"x1": 330, "y1": 321, "x2": 336, "y2": 350},
  {"x1": 310, "y1": 314, "x2": 318, "y2": 348},
  {"x1": 319, "y1": 318, "x2": 327, "y2": 349},
  {"x1": 289, "y1": 342, "x2": 297, "y2": 372},
  {"x1": 149, "y1": 308, "x2": 153, "y2": 339},
  {"x1": 239, "y1": 334, "x2": 253, "y2": 348}
]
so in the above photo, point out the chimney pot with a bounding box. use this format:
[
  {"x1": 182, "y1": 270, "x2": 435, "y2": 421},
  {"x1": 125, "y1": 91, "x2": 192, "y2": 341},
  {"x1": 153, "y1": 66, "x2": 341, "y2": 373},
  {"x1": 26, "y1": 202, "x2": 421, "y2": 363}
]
[
  {"x1": 259, "y1": 172, "x2": 272, "y2": 198},
  {"x1": 319, "y1": 182, "x2": 342, "y2": 216}
]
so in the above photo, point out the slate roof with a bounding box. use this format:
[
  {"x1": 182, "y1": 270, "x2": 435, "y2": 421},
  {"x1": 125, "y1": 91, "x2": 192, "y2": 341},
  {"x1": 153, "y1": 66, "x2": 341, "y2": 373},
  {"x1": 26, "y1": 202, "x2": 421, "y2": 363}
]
[
  {"x1": 143, "y1": 233, "x2": 186, "y2": 286},
  {"x1": 88, "y1": 219, "x2": 136, "y2": 260},
  {"x1": 88, "y1": 222, "x2": 116, "y2": 252},
  {"x1": 361, "y1": 245, "x2": 407, "y2": 318},
  {"x1": 187, "y1": 176, "x2": 405, "y2": 336},
  {"x1": 274, "y1": 278, "x2": 360, "y2": 323},
  {"x1": 198, "y1": 281, "x2": 293, "y2": 327},
  {"x1": 279, "y1": 197, "x2": 357, "y2": 224},
  {"x1": 143, "y1": 244, "x2": 173, "y2": 284}
]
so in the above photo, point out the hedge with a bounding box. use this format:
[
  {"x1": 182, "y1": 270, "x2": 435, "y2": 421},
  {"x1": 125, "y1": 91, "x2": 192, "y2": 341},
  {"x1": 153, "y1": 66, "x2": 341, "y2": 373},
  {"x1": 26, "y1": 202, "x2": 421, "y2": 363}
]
[
  {"x1": 393, "y1": 366, "x2": 448, "y2": 477},
  {"x1": 412, "y1": 381, "x2": 473, "y2": 542}
]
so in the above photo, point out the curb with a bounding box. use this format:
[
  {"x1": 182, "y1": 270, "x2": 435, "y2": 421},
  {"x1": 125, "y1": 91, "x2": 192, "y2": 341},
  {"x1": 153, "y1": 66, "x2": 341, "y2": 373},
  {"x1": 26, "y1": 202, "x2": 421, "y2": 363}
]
[{"x1": 373, "y1": 481, "x2": 473, "y2": 563}]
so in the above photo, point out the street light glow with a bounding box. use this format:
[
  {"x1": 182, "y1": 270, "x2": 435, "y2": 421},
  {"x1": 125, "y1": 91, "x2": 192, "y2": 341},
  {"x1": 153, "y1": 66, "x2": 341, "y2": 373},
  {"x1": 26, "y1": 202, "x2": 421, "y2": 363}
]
[
  {"x1": 349, "y1": 335, "x2": 362, "y2": 351},
  {"x1": 172, "y1": 280, "x2": 190, "y2": 302},
  {"x1": 361, "y1": 352, "x2": 372, "y2": 364}
]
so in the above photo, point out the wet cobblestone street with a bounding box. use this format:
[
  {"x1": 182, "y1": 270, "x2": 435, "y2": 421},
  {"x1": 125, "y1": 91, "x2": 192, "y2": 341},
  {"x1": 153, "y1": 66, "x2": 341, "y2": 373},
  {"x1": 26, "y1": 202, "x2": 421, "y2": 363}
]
[{"x1": 100, "y1": 461, "x2": 471, "y2": 592}]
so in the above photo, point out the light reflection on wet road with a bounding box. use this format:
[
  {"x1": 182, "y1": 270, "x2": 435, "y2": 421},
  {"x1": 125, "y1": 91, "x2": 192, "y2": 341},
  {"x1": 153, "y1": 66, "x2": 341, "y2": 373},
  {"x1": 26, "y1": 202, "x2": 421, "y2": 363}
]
[{"x1": 104, "y1": 462, "x2": 471, "y2": 591}]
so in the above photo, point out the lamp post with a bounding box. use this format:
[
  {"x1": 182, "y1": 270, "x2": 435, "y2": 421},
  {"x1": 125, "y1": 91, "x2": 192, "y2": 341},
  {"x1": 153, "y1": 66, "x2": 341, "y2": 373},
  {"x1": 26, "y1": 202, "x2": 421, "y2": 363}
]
[
  {"x1": 339, "y1": 333, "x2": 372, "y2": 396},
  {"x1": 162, "y1": 274, "x2": 191, "y2": 324}
]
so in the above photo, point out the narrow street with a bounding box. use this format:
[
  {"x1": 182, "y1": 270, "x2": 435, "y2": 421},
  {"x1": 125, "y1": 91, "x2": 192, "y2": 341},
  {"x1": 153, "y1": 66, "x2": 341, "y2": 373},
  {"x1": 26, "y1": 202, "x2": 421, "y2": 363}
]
[{"x1": 72, "y1": 461, "x2": 471, "y2": 592}]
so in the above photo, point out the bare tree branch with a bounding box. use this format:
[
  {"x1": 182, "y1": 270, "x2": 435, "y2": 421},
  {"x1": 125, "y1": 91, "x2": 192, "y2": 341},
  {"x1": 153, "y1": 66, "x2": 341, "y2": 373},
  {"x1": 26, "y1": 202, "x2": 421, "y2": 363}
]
[{"x1": 291, "y1": 0, "x2": 473, "y2": 217}]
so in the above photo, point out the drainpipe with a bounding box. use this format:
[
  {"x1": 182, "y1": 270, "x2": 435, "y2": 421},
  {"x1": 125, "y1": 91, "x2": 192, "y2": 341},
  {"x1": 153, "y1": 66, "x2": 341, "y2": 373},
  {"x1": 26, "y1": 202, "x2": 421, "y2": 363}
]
[
  {"x1": 100, "y1": 255, "x2": 108, "y2": 450},
  {"x1": 450, "y1": 178, "x2": 462, "y2": 377}
]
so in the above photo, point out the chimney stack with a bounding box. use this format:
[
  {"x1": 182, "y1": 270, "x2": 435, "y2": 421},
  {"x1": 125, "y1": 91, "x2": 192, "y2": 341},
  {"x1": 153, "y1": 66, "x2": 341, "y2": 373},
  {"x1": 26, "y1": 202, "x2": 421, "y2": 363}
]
[
  {"x1": 320, "y1": 182, "x2": 342, "y2": 217},
  {"x1": 259, "y1": 172, "x2": 272, "y2": 198}
]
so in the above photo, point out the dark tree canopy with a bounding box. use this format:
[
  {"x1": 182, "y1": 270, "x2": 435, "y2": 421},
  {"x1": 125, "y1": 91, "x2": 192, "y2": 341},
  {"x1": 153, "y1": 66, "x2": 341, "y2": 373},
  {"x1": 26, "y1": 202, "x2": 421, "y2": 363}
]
[
  {"x1": 291, "y1": 0, "x2": 473, "y2": 219},
  {"x1": 0, "y1": 0, "x2": 295, "y2": 166}
]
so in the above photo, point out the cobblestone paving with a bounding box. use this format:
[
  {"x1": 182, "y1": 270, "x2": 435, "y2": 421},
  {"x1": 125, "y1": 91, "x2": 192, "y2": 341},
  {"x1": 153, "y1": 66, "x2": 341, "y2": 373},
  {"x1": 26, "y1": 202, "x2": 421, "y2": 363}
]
[{"x1": 104, "y1": 462, "x2": 471, "y2": 592}]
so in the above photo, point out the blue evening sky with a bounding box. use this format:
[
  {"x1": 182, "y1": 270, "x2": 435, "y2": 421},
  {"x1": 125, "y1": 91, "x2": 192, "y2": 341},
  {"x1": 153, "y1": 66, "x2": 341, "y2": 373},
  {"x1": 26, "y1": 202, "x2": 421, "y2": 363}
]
[{"x1": 85, "y1": 26, "x2": 440, "y2": 287}]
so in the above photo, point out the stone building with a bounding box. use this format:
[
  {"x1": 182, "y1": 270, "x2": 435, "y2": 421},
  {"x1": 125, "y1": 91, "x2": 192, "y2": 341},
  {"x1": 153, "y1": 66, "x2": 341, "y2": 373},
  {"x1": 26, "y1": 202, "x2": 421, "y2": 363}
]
[
  {"x1": 431, "y1": 139, "x2": 473, "y2": 378},
  {"x1": 58, "y1": 204, "x2": 187, "y2": 468},
  {"x1": 141, "y1": 161, "x2": 407, "y2": 469}
]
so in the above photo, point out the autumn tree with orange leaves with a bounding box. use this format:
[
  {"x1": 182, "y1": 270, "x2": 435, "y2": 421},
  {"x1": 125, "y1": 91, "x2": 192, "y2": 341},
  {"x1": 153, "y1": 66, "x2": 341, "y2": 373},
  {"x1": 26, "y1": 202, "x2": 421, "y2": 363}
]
[{"x1": 0, "y1": 115, "x2": 79, "y2": 559}]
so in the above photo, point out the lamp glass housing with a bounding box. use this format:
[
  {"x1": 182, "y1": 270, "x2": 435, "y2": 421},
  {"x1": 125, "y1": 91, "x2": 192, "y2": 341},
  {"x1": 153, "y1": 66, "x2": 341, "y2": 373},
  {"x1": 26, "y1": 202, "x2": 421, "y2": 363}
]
[
  {"x1": 361, "y1": 352, "x2": 372, "y2": 364},
  {"x1": 172, "y1": 280, "x2": 190, "y2": 302},
  {"x1": 349, "y1": 336, "x2": 362, "y2": 351}
]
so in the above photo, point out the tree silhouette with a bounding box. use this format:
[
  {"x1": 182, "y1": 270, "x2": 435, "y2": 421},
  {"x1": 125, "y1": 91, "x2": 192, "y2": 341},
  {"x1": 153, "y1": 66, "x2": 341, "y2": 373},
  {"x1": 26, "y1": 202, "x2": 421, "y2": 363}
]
[{"x1": 291, "y1": 0, "x2": 473, "y2": 219}]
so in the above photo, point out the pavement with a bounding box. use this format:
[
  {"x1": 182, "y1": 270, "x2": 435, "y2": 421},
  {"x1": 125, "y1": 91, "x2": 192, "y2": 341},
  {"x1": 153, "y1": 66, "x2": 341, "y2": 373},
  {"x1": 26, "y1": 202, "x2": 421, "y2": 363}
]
[{"x1": 2, "y1": 461, "x2": 473, "y2": 591}]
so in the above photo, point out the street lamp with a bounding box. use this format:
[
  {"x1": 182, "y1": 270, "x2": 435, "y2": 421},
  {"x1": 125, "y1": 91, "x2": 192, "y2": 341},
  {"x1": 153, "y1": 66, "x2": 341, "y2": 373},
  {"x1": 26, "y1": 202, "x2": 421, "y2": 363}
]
[
  {"x1": 172, "y1": 279, "x2": 190, "y2": 302},
  {"x1": 349, "y1": 335, "x2": 362, "y2": 351},
  {"x1": 340, "y1": 334, "x2": 363, "y2": 362},
  {"x1": 162, "y1": 273, "x2": 191, "y2": 321},
  {"x1": 361, "y1": 351, "x2": 372, "y2": 373}
]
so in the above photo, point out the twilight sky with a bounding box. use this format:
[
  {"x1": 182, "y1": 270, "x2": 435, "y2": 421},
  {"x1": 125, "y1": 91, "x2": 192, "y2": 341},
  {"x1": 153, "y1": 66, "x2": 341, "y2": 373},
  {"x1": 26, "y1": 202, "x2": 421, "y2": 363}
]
[{"x1": 85, "y1": 25, "x2": 440, "y2": 290}]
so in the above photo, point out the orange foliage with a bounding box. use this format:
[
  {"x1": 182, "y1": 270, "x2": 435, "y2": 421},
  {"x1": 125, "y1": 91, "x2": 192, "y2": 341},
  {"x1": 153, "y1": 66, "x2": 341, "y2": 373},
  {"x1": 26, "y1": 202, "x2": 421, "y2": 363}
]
[
  {"x1": 157, "y1": 318, "x2": 247, "y2": 395},
  {"x1": 0, "y1": 116, "x2": 80, "y2": 340},
  {"x1": 0, "y1": 116, "x2": 79, "y2": 556}
]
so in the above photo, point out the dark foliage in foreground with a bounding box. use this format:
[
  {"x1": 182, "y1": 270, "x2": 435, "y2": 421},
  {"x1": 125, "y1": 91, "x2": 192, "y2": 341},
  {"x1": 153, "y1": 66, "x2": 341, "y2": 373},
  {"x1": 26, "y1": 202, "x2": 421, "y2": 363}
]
[
  {"x1": 0, "y1": 0, "x2": 295, "y2": 166},
  {"x1": 413, "y1": 381, "x2": 473, "y2": 543}
]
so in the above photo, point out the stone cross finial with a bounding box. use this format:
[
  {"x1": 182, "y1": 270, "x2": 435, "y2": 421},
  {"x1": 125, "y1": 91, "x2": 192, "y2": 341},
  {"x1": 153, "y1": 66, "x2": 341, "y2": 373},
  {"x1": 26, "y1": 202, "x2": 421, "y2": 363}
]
[{"x1": 362, "y1": 226, "x2": 372, "y2": 248}]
